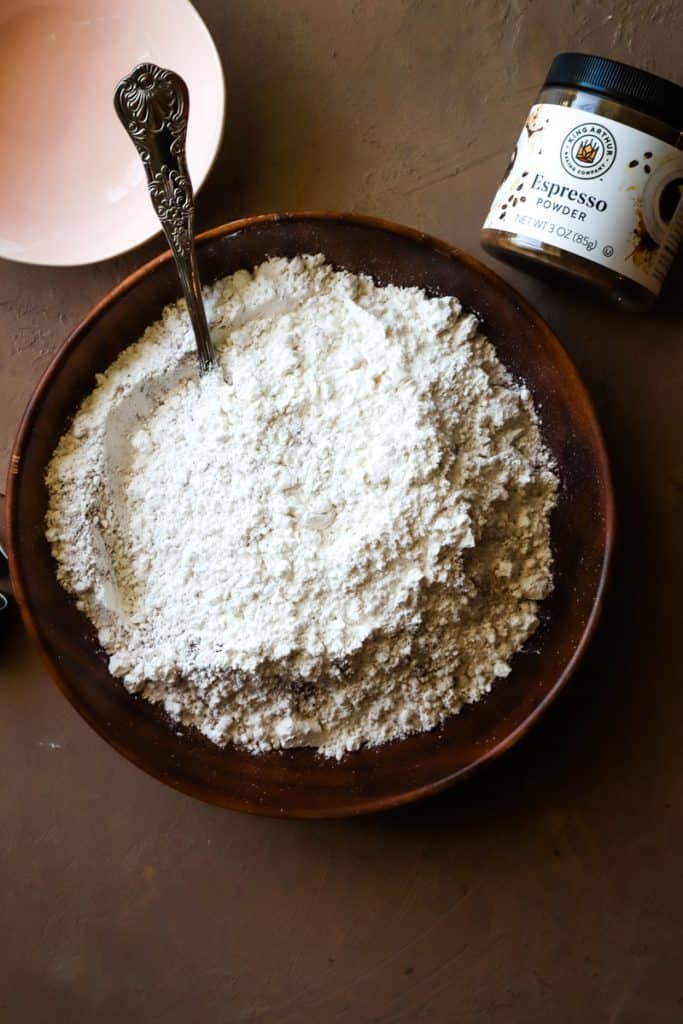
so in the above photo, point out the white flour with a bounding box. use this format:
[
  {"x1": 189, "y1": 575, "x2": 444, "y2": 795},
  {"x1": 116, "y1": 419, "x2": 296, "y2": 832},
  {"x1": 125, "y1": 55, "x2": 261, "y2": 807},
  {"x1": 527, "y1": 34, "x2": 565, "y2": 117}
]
[{"x1": 45, "y1": 255, "x2": 558, "y2": 757}]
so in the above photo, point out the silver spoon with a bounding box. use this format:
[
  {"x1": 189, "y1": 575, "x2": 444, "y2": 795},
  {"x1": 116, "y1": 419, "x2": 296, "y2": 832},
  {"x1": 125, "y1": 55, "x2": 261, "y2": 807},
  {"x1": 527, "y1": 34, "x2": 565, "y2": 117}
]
[{"x1": 114, "y1": 63, "x2": 215, "y2": 373}]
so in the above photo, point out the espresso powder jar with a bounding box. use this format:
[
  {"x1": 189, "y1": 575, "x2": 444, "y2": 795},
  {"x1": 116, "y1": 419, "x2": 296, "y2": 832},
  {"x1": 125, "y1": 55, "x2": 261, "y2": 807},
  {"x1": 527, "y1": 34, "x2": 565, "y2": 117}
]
[{"x1": 481, "y1": 53, "x2": 683, "y2": 310}]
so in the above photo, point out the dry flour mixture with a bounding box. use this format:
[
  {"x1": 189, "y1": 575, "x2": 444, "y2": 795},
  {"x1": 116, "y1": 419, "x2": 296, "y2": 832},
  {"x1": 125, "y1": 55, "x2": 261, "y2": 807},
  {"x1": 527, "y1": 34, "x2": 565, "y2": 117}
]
[{"x1": 45, "y1": 256, "x2": 558, "y2": 758}]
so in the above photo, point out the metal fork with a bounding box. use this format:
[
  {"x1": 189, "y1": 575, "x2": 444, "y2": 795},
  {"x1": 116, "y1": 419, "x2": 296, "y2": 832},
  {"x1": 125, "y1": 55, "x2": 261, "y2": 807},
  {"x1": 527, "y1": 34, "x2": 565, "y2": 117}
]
[{"x1": 114, "y1": 63, "x2": 215, "y2": 373}]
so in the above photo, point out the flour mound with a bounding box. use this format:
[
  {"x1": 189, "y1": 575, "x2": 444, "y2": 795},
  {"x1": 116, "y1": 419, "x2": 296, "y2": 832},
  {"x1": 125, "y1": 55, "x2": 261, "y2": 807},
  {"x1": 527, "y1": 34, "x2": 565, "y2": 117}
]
[{"x1": 45, "y1": 255, "x2": 558, "y2": 758}]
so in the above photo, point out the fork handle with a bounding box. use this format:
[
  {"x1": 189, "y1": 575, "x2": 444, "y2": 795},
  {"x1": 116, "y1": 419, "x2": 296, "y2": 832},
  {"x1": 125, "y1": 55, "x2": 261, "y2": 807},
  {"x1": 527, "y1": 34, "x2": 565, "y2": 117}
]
[{"x1": 114, "y1": 63, "x2": 215, "y2": 373}]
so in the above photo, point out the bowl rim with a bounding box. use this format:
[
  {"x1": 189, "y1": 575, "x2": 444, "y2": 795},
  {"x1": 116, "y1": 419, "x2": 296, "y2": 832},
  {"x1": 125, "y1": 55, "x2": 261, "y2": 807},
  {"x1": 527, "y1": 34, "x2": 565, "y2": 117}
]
[
  {"x1": 5, "y1": 211, "x2": 615, "y2": 817},
  {"x1": 0, "y1": 0, "x2": 226, "y2": 268}
]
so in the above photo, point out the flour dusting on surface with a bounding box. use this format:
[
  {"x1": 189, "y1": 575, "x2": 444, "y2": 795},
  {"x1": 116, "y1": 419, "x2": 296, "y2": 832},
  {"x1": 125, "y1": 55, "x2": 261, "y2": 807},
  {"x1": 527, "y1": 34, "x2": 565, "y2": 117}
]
[{"x1": 45, "y1": 255, "x2": 558, "y2": 757}]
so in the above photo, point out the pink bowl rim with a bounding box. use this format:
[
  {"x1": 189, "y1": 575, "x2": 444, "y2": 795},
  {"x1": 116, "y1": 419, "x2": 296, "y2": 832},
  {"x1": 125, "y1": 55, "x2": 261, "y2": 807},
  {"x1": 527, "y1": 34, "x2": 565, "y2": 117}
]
[{"x1": 0, "y1": 0, "x2": 226, "y2": 268}]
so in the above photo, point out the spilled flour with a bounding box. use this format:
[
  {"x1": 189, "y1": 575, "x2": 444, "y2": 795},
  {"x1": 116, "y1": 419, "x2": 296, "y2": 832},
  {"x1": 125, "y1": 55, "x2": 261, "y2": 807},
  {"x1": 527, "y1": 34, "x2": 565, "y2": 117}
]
[{"x1": 45, "y1": 256, "x2": 558, "y2": 757}]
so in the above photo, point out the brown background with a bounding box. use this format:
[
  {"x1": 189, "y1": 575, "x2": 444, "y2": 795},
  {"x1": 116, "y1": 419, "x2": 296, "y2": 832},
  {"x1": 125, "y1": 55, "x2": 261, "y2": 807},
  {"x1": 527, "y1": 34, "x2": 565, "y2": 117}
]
[{"x1": 1, "y1": 1, "x2": 682, "y2": 1020}]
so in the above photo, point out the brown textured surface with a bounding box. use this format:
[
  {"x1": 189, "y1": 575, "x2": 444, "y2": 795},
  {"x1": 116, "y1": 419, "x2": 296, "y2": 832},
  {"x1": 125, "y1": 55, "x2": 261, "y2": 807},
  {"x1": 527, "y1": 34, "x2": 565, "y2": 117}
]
[{"x1": 0, "y1": 0, "x2": 681, "y2": 1019}]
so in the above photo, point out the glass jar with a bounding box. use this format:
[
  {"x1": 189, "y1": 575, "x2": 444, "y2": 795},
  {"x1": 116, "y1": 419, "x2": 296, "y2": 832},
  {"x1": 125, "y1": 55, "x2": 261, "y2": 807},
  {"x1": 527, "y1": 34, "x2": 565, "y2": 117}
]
[{"x1": 481, "y1": 53, "x2": 683, "y2": 310}]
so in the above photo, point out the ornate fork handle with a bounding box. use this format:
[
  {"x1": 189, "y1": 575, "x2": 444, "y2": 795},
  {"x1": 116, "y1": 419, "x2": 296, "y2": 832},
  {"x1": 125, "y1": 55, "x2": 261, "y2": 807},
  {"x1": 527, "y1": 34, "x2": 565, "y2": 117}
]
[{"x1": 114, "y1": 63, "x2": 215, "y2": 372}]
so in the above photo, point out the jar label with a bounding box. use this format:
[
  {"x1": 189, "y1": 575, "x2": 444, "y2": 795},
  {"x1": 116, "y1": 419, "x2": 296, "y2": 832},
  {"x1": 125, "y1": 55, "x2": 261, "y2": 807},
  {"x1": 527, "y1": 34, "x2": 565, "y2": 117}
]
[{"x1": 484, "y1": 102, "x2": 683, "y2": 294}]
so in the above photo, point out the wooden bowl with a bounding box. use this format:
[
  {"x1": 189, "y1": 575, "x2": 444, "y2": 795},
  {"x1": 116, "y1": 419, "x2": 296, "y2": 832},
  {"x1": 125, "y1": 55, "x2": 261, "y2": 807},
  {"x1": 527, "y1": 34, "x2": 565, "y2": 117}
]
[{"x1": 6, "y1": 213, "x2": 614, "y2": 818}]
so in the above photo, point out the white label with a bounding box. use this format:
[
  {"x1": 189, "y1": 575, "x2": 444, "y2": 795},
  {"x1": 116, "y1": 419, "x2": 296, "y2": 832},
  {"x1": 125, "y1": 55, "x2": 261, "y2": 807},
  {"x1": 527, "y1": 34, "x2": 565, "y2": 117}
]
[{"x1": 484, "y1": 102, "x2": 683, "y2": 294}]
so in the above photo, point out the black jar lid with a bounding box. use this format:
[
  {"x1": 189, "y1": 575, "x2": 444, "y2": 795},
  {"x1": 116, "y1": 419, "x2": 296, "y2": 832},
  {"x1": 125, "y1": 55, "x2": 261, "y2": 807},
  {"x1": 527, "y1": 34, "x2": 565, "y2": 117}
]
[{"x1": 545, "y1": 52, "x2": 683, "y2": 127}]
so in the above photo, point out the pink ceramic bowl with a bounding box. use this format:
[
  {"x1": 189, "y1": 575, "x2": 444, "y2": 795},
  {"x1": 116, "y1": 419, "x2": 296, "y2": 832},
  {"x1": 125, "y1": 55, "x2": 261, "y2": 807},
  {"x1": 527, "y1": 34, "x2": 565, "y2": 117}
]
[{"x1": 0, "y1": 0, "x2": 225, "y2": 266}]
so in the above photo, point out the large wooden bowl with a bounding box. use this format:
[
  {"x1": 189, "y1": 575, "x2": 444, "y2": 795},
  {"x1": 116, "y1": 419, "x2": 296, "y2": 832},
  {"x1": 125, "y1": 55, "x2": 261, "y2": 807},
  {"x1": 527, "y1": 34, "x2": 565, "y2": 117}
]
[{"x1": 6, "y1": 213, "x2": 614, "y2": 818}]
